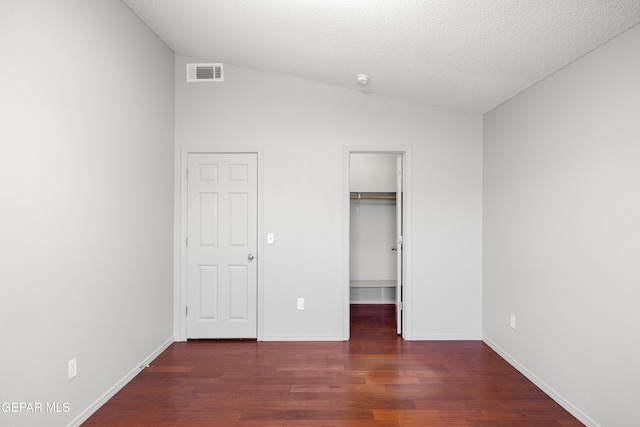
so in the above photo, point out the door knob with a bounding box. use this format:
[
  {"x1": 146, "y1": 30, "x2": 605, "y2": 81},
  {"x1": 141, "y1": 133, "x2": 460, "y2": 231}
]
[
  {"x1": 248, "y1": 253, "x2": 255, "y2": 261},
  {"x1": 391, "y1": 246, "x2": 397, "y2": 252}
]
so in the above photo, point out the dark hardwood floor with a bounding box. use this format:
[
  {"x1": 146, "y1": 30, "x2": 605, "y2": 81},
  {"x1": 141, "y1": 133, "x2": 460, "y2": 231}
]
[{"x1": 83, "y1": 305, "x2": 583, "y2": 426}]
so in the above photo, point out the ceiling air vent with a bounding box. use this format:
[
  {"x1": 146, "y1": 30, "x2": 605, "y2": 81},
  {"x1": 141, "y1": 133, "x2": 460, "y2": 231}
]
[{"x1": 186, "y1": 63, "x2": 224, "y2": 82}]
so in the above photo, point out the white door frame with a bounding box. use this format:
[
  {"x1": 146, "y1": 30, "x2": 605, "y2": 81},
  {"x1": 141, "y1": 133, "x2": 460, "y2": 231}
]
[
  {"x1": 343, "y1": 147, "x2": 412, "y2": 340},
  {"x1": 175, "y1": 147, "x2": 264, "y2": 342}
]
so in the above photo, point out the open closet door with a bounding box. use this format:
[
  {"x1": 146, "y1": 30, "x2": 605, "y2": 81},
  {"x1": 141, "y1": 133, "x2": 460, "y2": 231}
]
[{"x1": 395, "y1": 154, "x2": 403, "y2": 335}]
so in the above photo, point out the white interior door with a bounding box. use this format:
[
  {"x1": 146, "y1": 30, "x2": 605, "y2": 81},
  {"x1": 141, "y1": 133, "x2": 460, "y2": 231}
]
[
  {"x1": 395, "y1": 154, "x2": 403, "y2": 335},
  {"x1": 187, "y1": 153, "x2": 258, "y2": 338}
]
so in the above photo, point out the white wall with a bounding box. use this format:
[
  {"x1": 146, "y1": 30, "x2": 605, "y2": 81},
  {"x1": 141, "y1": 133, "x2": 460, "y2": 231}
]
[
  {"x1": 0, "y1": 1, "x2": 175, "y2": 426},
  {"x1": 350, "y1": 198, "x2": 396, "y2": 282},
  {"x1": 483, "y1": 24, "x2": 640, "y2": 426},
  {"x1": 175, "y1": 55, "x2": 483, "y2": 340},
  {"x1": 350, "y1": 153, "x2": 397, "y2": 193},
  {"x1": 350, "y1": 153, "x2": 397, "y2": 282}
]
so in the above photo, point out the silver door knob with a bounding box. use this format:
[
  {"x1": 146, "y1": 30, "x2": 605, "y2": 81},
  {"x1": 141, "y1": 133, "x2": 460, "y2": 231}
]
[
  {"x1": 391, "y1": 246, "x2": 397, "y2": 252},
  {"x1": 248, "y1": 253, "x2": 255, "y2": 261}
]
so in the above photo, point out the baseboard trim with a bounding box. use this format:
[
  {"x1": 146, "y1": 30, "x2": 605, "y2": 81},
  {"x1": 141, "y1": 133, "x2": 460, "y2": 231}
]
[
  {"x1": 407, "y1": 334, "x2": 482, "y2": 341},
  {"x1": 262, "y1": 335, "x2": 346, "y2": 341},
  {"x1": 350, "y1": 300, "x2": 396, "y2": 304},
  {"x1": 482, "y1": 336, "x2": 597, "y2": 427},
  {"x1": 67, "y1": 336, "x2": 174, "y2": 427}
]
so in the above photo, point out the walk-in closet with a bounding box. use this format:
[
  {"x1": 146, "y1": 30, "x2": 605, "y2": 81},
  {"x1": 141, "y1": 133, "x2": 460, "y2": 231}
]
[{"x1": 349, "y1": 153, "x2": 401, "y2": 305}]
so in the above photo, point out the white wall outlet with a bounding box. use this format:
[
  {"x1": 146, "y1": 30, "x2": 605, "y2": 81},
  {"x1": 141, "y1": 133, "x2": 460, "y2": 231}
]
[
  {"x1": 510, "y1": 314, "x2": 517, "y2": 330},
  {"x1": 297, "y1": 297, "x2": 304, "y2": 310},
  {"x1": 67, "y1": 357, "x2": 77, "y2": 381},
  {"x1": 267, "y1": 232, "x2": 275, "y2": 245}
]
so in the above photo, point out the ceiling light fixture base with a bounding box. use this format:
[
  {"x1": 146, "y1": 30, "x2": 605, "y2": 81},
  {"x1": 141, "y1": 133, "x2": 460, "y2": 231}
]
[{"x1": 356, "y1": 74, "x2": 370, "y2": 85}]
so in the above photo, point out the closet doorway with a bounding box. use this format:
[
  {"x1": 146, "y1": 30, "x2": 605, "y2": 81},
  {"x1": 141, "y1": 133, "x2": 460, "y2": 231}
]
[{"x1": 348, "y1": 151, "x2": 407, "y2": 336}]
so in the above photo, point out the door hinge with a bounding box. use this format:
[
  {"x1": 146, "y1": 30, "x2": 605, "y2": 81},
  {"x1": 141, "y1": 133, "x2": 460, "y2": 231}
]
[
  {"x1": 186, "y1": 168, "x2": 189, "y2": 179},
  {"x1": 185, "y1": 306, "x2": 188, "y2": 316},
  {"x1": 186, "y1": 237, "x2": 188, "y2": 247}
]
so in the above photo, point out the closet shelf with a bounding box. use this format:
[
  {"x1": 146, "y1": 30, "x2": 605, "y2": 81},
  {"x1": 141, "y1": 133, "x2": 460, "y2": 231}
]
[
  {"x1": 350, "y1": 192, "x2": 396, "y2": 200},
  {"x1": 350, "y1": 280, "x2": 396, "y2": 288}
]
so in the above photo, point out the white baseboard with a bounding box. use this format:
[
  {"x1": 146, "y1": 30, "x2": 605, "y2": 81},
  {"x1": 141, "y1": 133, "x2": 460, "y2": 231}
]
[
  {"x1": 261, "y1": 335, "x2": 346, "y2": 341},
  {"x1": 67, "y1": 337, "x2": 174, "y2": 427},
  {"x1": 482, "y1": 336, "x2": 597, "y2": 427},
  {"x1": 407, "y1": 334, "x2": 482, "y2": 341},
  {"x1": 350, "y1": 300, "x2": 395, "y2": 304}
]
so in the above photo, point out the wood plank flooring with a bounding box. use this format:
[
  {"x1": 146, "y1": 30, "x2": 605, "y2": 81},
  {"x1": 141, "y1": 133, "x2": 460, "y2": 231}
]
[{"x1": 83, "y1": 305, "x2": 583, "y2": 426}]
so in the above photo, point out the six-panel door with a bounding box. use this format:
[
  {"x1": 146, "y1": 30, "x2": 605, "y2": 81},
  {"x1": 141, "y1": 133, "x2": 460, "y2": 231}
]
[{"x1": 187, "y1": 153, "x2": 258, "y2": 338}]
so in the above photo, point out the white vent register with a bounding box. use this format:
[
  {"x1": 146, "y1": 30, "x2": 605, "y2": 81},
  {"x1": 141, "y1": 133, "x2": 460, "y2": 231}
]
[{"x1": 186, "y1": 63, "x2": 224, "y2": 82}]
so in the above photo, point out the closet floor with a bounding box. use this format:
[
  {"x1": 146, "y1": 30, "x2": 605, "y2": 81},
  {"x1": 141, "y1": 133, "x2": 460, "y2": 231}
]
[{"x1": 83, "y1": 304, "x2": 582, "y2": 426}]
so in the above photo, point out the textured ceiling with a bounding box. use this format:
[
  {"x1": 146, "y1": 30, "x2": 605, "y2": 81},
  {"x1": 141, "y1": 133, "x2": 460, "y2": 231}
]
[{"x1": 122, "y1": 0, "x2": 640, "y2": 114}]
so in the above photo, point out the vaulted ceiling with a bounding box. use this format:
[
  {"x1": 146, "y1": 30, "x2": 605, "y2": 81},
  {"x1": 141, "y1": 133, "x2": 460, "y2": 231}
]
[{"x1": 122, "y1": 0, "x2": 640, "y2": 114}]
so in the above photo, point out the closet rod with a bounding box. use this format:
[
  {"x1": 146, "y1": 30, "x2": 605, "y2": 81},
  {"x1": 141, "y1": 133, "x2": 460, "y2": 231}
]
[{"x1": 349, "y1": 193, "x2": 396, "y2": 200}]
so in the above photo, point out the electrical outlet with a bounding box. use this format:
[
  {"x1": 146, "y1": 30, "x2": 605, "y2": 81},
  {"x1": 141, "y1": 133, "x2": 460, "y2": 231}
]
[
  {"x1": 267, "y1": 233, "x2": 275, "y2": 245},
  {"x1": 510, "y1": 314, "x2": 517, "y2": 330},
  {"x1": 67, "y1": 357, "x2": 77, "y2": 381},
  {"x1": 297, "y1": 298, "x2": 304, "y2": 310}
]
